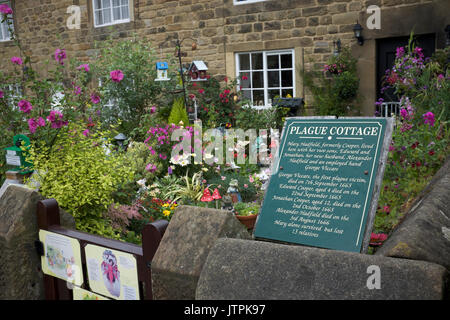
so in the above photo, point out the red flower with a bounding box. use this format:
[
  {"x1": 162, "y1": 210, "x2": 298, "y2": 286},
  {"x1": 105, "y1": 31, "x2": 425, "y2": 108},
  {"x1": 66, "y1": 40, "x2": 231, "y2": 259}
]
[
  {"x1": 242, "y1": 75, "x2": 248, "y2": 80},
  {"x1": 382, "y1": 206, "x2": 390, "y2": 214},
  {"x1": 428, "y1": 150, "x2": 435, "y2": 156},
  {"x1": 415, "y1": 161, "x2": 421, "y2": 167},
  {"x1": 198, "y1": 89, "x2": 205, "y2": 94}
]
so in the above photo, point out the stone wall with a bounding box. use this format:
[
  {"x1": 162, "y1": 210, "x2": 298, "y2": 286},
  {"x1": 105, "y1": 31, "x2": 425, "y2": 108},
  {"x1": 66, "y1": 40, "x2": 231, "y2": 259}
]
[{"x1": 1, "y1": 0, "x2": 448, "y2": 114}]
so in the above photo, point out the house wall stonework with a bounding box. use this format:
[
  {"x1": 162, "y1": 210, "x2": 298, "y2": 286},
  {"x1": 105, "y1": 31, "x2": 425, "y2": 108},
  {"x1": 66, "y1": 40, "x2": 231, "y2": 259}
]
[{"x1": 1, "y1": 0, "x2": 448, "y2": 115}]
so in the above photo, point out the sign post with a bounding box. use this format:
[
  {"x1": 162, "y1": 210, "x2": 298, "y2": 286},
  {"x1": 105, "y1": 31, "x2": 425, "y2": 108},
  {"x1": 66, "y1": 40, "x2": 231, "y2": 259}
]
[{"x1": 254, "y1": 117, "x2": 394, "y2": 253}]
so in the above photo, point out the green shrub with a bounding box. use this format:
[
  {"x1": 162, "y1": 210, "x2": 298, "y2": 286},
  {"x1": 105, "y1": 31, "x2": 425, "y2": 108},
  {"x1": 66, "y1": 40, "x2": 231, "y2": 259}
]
[
  {"x1": 25, "y1": 122, "x2": 134, "y2": 239},
  {"x1": 168, "y1": 97, "x2": 189, "y2": 126}
]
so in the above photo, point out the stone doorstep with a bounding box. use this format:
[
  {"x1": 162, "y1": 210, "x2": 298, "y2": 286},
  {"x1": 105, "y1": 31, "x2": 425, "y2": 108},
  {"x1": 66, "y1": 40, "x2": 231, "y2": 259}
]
[{"x1": 196, "y1": 238, "x2": 448, "y2": 300}]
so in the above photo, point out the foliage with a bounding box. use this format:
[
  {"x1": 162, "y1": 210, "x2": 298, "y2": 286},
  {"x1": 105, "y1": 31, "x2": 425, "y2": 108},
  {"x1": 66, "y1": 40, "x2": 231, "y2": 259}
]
[
  {"x1": 91, "y1": 37, "x2": 178, "y2": 140},
  {"x1": 167, "y1": 96, "x2": 189, "y2": 126},
  {"x1": 301, "y1": 47, "x2": 360, "y2": 116},
  {"x1": 187, "y1": 76, "x2": 246, "y2": 129},
  {"x1": 373, "y1": 37, "x2": 450, "y2": 236},
  {"x1": 206, "y1": 169, "x2": 259, "y2": 203},
  {"x1": 25, "y1": 122, "x2": 134, "y2": 239},
  {"x1": 233, "y1": 202, "x2": 260, "y2": 216},
  {"x1": 165, "y1": 170, "x2": 206, "y2": 204},
  {"x1": 234, "y1": 105, "x2": 289, "y2": 131}
]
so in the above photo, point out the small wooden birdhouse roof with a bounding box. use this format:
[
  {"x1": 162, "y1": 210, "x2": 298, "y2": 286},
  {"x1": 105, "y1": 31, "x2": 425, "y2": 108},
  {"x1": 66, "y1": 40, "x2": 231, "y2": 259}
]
[
  {"x1": 156, "y1": 62, "x2": 168, "y2": 70},
  {"x1": 189, "y1": 60, "x2": 208, "y2": 71}
]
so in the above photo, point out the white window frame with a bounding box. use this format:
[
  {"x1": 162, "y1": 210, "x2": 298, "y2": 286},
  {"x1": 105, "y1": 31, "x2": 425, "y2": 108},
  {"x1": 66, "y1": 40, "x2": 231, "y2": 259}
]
[
  {"x1": 0, "y1": 1, "x2": 13, "y2": 42},
  {"x1": 92, "y1": 0, "x2": 131, "y2": 28},
  {"x1": 233, "y1": 0, "x2": 267, "y2": 5},
  {"x1": 235, "y1": 49, "x2": 296, "y2": 109}
]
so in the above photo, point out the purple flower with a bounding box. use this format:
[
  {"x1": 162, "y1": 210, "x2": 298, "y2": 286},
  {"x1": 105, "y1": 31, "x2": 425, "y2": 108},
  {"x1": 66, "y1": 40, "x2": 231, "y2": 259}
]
[
  {"x1": 74, "y1": 86, "x2": 81, "y2": 95},
  {"x1": 423, "y1": 112, "x2": 435, "y2": 127},
  {"x1": 27, "y1": 118, "x2": 38, "y2": 134},
  {"x1": 0, "y1": 90, "x2": 4, "y2": 99},
  {"x1": 54, "y1": 49, "x2": 67, "y2": 65},
  {"x1": 150, "y1": 106, "x2": 157, "y2": 114},
  {"x1": 82, "y1": 129, "x2": 90, "y2": 137},
  {"x1": 168, "y1": 167, "x2": 173, "y2": 175},
  {"x1": 90, "y1": 94, "x2": 101, "y2": 104},
  {"x1": 37, "y1": 117, "x2": 46, "y2": 127},
  {"x1": 47, "y1": 110, "x2": 63, "y2": 123},
  {"x1": 0, "y1": 3, "x2": 13, "y2": 15},
  {"x1": 77, "y1": 64, "x2": 90, "y2": 72},
  {"x1": 18, "y1": 100, "x2": 33, "y2": 113},
  {"x1": 395, "y1": 47, "x2": 405, "y2": 58},
  {"x1": 11, "y1": 56, "x2": 23, "y2": 65},
  {"x1": 400, "y1": 108, "x2": 408, "y2": 119},
  {"x1": 110, "y1": 70, "x2": 124, "y2": 83}
]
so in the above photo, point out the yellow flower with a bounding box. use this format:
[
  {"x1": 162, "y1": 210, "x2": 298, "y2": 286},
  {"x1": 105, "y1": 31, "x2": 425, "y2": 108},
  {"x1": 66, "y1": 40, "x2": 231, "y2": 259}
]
[
  {"x1": 163, "y1": 210, "x2": 171, "y2": 217},
  {"x1": 162, "y1": 203, "x2": 170, "y2": 208}
]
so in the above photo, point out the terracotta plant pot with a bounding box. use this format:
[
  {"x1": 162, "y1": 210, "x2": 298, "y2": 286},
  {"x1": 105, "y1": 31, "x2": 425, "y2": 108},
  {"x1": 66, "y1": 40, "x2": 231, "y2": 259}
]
[{"x1": 235, "y1": 213, "x2": 258, "y2": 230}]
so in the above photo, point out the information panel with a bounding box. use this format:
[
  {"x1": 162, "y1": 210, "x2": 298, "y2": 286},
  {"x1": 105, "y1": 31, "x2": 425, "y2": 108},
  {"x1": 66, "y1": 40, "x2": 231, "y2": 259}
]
[
  {"x1": 254, "y1": 118, "x2": 390, "y2": 252},
  {"x1": 85, "y1": 244, "x2": 140, "y2": 300}
]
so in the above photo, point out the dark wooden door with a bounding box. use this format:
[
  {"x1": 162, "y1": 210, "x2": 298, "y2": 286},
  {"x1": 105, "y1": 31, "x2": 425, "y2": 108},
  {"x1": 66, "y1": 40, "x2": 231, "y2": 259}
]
[{"x1": 376, "y1": 34, "x2": 436, "y2": 102}]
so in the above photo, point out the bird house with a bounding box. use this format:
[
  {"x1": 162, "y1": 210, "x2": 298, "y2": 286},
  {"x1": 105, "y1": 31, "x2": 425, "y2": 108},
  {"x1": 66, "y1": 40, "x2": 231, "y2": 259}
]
[
  {"x1": 188, "y1": 61, "x2": 208, "y2": 81},
  {"x1": 155, "y1": 62, "x2": 170, "y2": 81}
]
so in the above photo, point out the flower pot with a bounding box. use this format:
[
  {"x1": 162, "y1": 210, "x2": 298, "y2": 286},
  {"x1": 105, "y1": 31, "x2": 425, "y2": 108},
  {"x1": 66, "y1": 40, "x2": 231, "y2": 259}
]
[{"x1": 235, "y1": 213, "x2": 258, "y2": 230}]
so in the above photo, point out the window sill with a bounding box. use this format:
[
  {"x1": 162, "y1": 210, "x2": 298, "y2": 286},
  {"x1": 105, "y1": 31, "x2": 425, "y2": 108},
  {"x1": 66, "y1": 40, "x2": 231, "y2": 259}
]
[{"x1": 94, "y1": 19, "x2": 131, "y2": 29}]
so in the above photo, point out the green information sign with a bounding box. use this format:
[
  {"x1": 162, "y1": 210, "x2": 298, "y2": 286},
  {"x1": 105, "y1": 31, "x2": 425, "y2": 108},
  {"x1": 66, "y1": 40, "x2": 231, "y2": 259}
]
[{"x1": 254, "y1": 117, "x2": 393, "y2": 253}]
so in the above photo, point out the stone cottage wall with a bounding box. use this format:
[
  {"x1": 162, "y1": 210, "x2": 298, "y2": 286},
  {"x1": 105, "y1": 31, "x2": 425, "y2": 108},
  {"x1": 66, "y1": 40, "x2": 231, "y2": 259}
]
[{"x1": 0, "y1": 0, "x2": 447, "y2": 114}]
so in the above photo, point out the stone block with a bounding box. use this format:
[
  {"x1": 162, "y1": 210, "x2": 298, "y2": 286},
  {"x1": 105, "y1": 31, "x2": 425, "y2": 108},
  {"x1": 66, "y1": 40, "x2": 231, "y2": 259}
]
[
  {"x1": 196, "y1": 238, "x2": 448, "y2": 300},
  {"x1": 151, "y1": 206, "x2": 251, "y2": 300},
  {"x1": 376, "y1": 157, "x2": 450, "y2": 270},
  {"x1": 0, "y1": 185, "x2": 75, "y2": 300}
]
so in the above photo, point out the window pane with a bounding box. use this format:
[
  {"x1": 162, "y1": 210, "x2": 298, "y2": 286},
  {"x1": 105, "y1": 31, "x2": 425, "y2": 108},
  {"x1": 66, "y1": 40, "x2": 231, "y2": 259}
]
[
  {"x1": 239, "y1": 72, "x2": 250, "y2": 89},
  {"x1": 102, "y1": 0, "x2": 111, "y2": 8},
  {"x1": 95, "y1": 10, "x2": 103, "y2": 25},
  {"x1": 252, "y1": 71, "x2": 263, "y2": 88},
  {"x1": 267, "y1": 55, "x2": 279, "y2": 69},
  {"x1": 268, "y1": 71, "x2": 279, "y2": 88},
  {"x1": 281, "y1": 54, "x2": 292, "y2": 68},
  {"x1": 113, "y1": 6, "x2": 121, "y2": 20},
  {"x1": 268, "y1": 89, "x2": 281, "y2": 102},
  {"x1": 281, "y1": 71, "x2": 293, "y2": 87},
  {"x1": 121, "y1": 0, "x2": 128, "y2": 5},
  {"x1": 239, "y1": 54, "x2": 250, "y2": 70},
  {"x1": 103, "y1": 7, "x2": 112, "y2": 24},
  {"x1": 242, "y1": 89, "x2": 251, "y2": 101},
  {"x1": 113, "y1": 0, "x2": 120, "y2": 6},
  {"x1": 0, "y1": 23, "x2": 4, "y2": 40},
  {"x1": 253, "y1": 90, "x2": 265, "y2": 106},
  {"x1": 121, "y1": 5, "x2": 129, "y2": 19},
  {"x1": 251, "y1": 53, "x2": 263, "y2": 70},
  {"x1": 94, "y1": 0, "x2": 102, "y2": 9},
  {"x1": 282, "y1": 89, "x2": 293, "y2": 98}
]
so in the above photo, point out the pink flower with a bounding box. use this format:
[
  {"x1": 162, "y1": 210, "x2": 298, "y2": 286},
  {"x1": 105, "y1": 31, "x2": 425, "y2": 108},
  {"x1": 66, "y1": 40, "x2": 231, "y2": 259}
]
[
  {"x1": 18, "y1": 100, "x2": 33, "y2": 113},
  {"x1": 0, "y1": 3, "x2": 13, "y2": 15},
  {"x1": 249, "y1": 176, "x2": 254, "y2": 183},
  {"x1": 82, "y1": 129, "x2": 90, "y2": 137},
  {"x1": 110, "y1": 70, "x2": 124, "y2": 83},
  {"x1": 90, "y1": 94, "x2": 101, "y2": 104},
  {"x1": 74, "y1": 86, "x2": 81, "y2": 95},
  {"x1": 145, "y1": 163, "x2": 157, "y2": 173},
  {"x1": 77, "y1": 64, "x2": 90, "y2": 72},
  {"x1": 221, "y1": 176, "x2": 226, "y2": 181},
  {"x1": 242, "y1": 75, "x2": 248, "y2": 80},
  {"x1": 54, "y1": 49, "x2": 67, "y2": 65},
  {"x1": 11, "y1": 56, "x2": 23, "y2": 65},
  {"x1": 28, "y1": 118, "x2": 38, "y2": 134},
  {"x1": 244, "y1": 184, "x2": 248, "y2": 188},
  {"x1": 423, "y1": 112, "x2": 435, "y2": 127},
  {"x1": 198, "y1": 89, "x2": 205, "y2": 94},
  {"x1": 37, "y1": 117, "x2": 46, "y2": 127},
  {"x1": 0, "y1": 90, "x2": 4, "y2": 99},
  {"x1": 383, "y1": 206, "x2": 390, "y2": 214},
  {"x1": 400, "y1": 108, "x2": 408, "y2": 119},
  {"x1": 150, "y1": 106, "x2": 157, "y2": 114},
  {"x1": 370, "y1": 233, "x2": 388, "y2": 246},
  {"x1": 47, "y1": 110, "x2": 63, "y2": 123}
]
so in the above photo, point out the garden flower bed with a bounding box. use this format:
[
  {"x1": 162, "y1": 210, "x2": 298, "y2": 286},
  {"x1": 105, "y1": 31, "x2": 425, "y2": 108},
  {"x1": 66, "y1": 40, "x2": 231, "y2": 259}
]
[{"x1": 0, "y1": 6, "x2": 448, "y2": 252}]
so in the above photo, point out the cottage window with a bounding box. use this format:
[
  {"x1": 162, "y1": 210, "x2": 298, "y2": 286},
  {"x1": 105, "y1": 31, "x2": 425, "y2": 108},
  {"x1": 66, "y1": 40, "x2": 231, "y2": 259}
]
[
  {"x1": 93, "y1": 0, "x2": 130, "y2": 27},
  {"x1": 233, "y1": 0, "x2": 267, "y2": 5},
  {"x1": 235, "y1": 50, "x2": 295, "y2": 109},
  {"x1": 0, "y1": 1, "x2": 13, "y2": 41}
]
